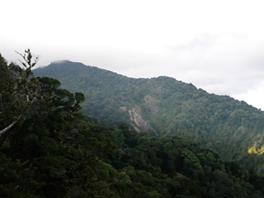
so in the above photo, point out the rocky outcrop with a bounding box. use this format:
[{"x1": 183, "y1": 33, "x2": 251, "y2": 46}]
[{"x1": 127, "y1": 106, "x2": 151, "y2": 132}]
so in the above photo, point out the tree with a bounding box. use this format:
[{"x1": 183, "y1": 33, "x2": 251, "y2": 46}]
[
  {"x1": 0, "y1": 49, "x2": 84, "y2": 138},
  {"x1": 0, "y1": 50, "x2": 39, "y2": 136}
]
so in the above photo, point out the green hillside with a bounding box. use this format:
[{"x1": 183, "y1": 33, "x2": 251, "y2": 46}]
[
  {"x1": 35, "y1": 61, "x2": 264, "y2": 165},
  {"x1": 1, "y1": 53, "x2": 264, "y2": 198}
]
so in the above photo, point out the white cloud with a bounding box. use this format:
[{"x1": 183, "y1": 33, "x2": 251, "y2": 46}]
[
  {"x1": 1, "y1": 0, "x2": 264, "y2": 109},
  {"x1": 234, "y1": 81, "x2": 264, "y2": 110}
]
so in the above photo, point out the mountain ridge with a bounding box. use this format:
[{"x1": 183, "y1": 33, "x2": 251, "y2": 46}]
[
  {"x1": 39, "y1": 60, "x2": 260, "y2": 110},
  {"x1": 34, "y1": 61, "x2": 264, "y2": 170}
]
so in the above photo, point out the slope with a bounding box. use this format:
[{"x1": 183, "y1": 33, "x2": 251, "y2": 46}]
[
  {"x1": 1, "y1": 54, "x2": 264, "y2": 197},
  {"x1": 34, "y1": 61, "x2": 264, "y2": 164}
]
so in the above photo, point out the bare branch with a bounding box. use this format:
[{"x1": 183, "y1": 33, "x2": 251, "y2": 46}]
[
  {"x1": 15, "y1": 49, "x2": 39, "y2": 70},
  {"x1": 0, "y1": 115, "x2": 22, "y2": 137},
  {"x1": 0, "y1": 121, "x2": 17, "y2": 136}
]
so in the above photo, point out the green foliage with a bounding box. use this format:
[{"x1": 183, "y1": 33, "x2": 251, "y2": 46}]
[
  {"x1": 0, "y1": 55, "x2": 263, "y2": 197},
  {"x1": 35, "y1": 61, "x2": 264, "y2": 174}
]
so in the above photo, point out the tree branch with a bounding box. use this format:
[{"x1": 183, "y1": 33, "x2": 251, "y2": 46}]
[{"x1": 0, "y1": 115, "x2": 21, "y2": 137}]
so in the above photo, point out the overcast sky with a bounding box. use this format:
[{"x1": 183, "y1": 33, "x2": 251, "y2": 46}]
[{"x1": 1, "y1": 0, "x2": 264, "y2": 109}]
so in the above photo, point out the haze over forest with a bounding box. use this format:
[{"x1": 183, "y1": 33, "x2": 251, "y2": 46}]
[
  {"x1": 1, "y1": 0, "x2": 264, "y2": 109},
  {"x1": 1, "y1": 1, "x2": 264, "y2": 197}
]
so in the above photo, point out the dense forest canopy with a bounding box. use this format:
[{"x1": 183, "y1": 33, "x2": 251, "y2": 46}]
[
  {"x1": 35, "y1": 61, "x2": 264, "y2": 174},
  {"x1": 0, "y1": 52, "x2": 264, "y2": 197}
]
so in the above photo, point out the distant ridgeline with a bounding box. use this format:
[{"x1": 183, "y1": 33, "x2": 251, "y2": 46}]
[
  {"x1": 35, "y1": 61, "x2": 264, "y2": 173},
  {"x1": 1, "y1": 53, "x2": 264, "y2": 197}
]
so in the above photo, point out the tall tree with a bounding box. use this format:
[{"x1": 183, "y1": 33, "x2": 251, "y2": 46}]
[{"x1": 0, "y1": 50, "x2": 83, "y2": 137}]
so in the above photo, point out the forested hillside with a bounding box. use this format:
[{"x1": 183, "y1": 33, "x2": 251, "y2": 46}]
[
  {"x1": 1, "y1": 52, "x2": 264, "y2": 197},
  {"x1": 35, "y1": 61, "x2": 264, "y2": 165}
]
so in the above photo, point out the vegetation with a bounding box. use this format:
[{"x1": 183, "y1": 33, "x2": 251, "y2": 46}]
[
  {"x1": 0, "y1": 53, "x2": 264, "y2": 197},
  {"x1": 35, "y1": 61, "x2": 264, "y2": 174},
  {"x1": 248, "y1": 145, "x2": 264, "y2": 155}
]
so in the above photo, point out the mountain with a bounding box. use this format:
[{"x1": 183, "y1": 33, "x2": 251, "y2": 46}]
[
  {"x1": 34, "y1": 61, "x2": 264, "y2": 166},
  {"x1": 1, "y1": 54, "x2": 264, "y2": 198}
]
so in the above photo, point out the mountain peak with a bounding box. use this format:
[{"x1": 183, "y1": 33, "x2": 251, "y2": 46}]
[
  {"x1": 51, "y1": 60, "x2": 72, "y2": 64},
  {"x1": 34, "y1": 60, "x2": 264, "y2": 162}
]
